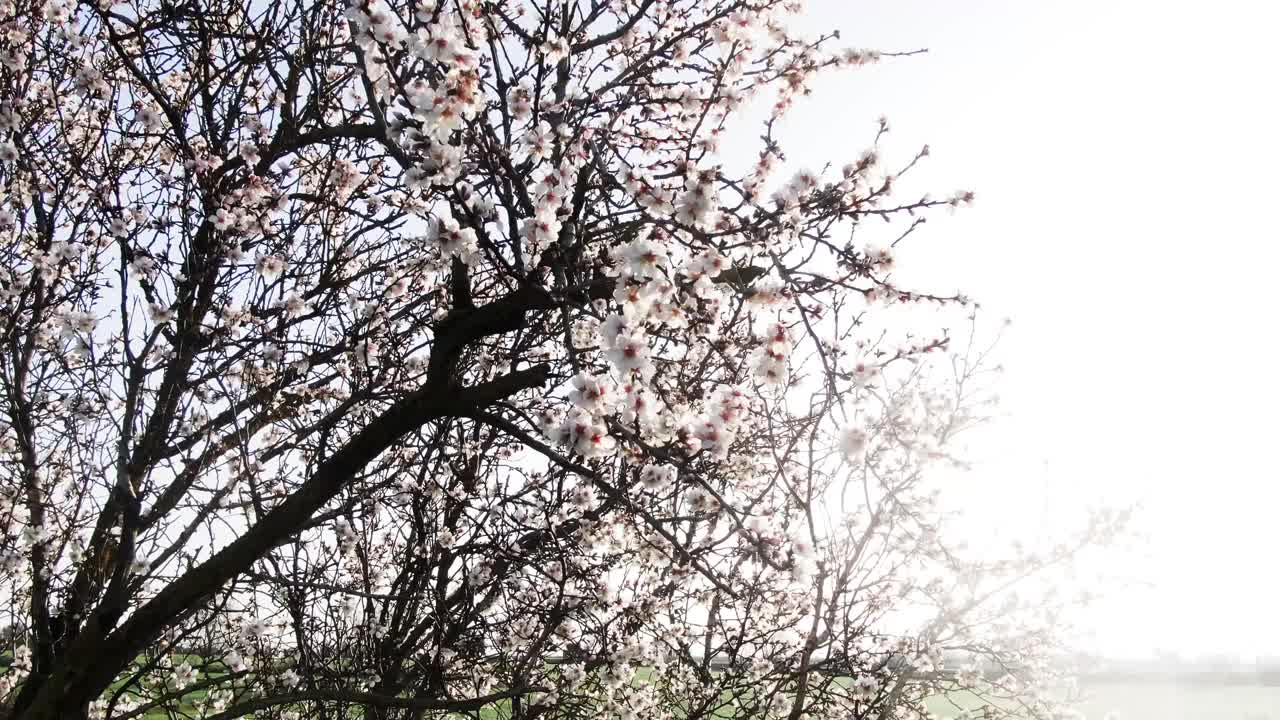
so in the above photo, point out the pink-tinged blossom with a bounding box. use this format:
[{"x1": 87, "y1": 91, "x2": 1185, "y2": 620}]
[
  {"x1": 639, "y1": 463, "x2": 676, "y2": 491},
  {"x1": 280, "y1": 293, "x2": 310, "y2": 318},
  {"x1": 12, "y1": 644, "x2": 35, "y2": 672},
  {"x1": 599, "y1": 313, "x2": 631, "y2": 348},
  {"x1": 520, "y1": 207, "x2": 562, "y2": 253},
  {"x1": 686, "y1": 248, "x2": 730, "y2": 280},
  {"x1": 569, "y1": 484, "x2": 597, "y2": 512},
  {"x1": 848, "y1": 357, "x2": 880, "y2": 387},
  {"x1": 605, "y1": 331, "x2": 653, "y2": 379},
  {"x1": 613, "y1": 233, "x2": 669, "y2": 280},
  {"x1": 519, "y1": 121, "x2": 555, "y2": 164},
  {"x1": 255, "y1": 254, "x2": 286, "y2": 279},
  {"x1": 136, "y1": 106, "x2": 163, "y2": 132},
  {"x1": 171, "y1": 662, "x2": 198, "y2": 690},
  {"x1": 541, "y1": 37, "x2": 570, "y2": 64},
  {"x1": 148, "y1": 304, "x2": 174, "y2": 325},
  {"x1": 347, "y1": 0, "x2": 407, "y2": 47},
  {"x1": 223, "y1": 650, "x2": 248, "y2": 674},
  {"x1": 59, "y1": 311, "x2": 97, "y2": 334},
  {"x1": 851, "y1": 675, "x2": 880, "y2": 701},
  {"x1": 506, "y1": 82, "x2": 534, "y2": 122},
  {"x1": 385, "y1": 276, "x2": 409, "y2": 298},
  {"x1": 353, "y1": 340, "x2": 378, "y2": 367},
  {"x1": 211, "y1": 208, "x2": 235, "y2": 231},
  {"x1": 751, "y1": 322, "x2": 793, "y2": 386},
  {"x1": 838, "y1": 427, "x2": 869, "y2": 462},
  {"x1": 684, "y1": 486, "x2": 720, "y2": 515},
  {"x1": 564, "y1": 409, "x2": 615, "y2": 458},
  {"x1": 674, "y1": 172, "x2": 720, "y2": 229},
  {"x1": 432, "y1": 216, "x2": 479, "y2": 265},
  {"x1": 865, "y1": 245, "x2": 894, "y2": 270},
  {"x1": 237, "y1": 143, "x2": 261, "y2": 166},
  {"x1": 619, "y1": 382, "x2": 665, "y2": 435},
  {"x1": 567, "y1": 372, "x2": 614, "y2": 414},
  {"x1": 611, "y1": 281, "x2": 656, "y2": 319}
]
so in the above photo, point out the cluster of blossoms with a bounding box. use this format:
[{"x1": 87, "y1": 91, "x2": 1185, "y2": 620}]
[
  {"x1": 515, "y1": 133, "x2": 596, "y2": 262},
  {"x1": 688, "y1": 386, "x2": 754, "y2": 460},
  {"x1": 599, "y1": 311, "x2": 656, "y2": 380},
  {"x1": 639, "y1": 463, "x2": 677, "y2": 492},
  {"x1": 851, "y1": 674, "x2": 881, "y2": 701},
  {"x1": 346, "y1": 0, "x2": 408, "y2": 47},
  {"x1": 752, "y1": 321, "x2": 794, "y2": 386},
  {"x1": 429, "y1": 214, "x2": 480, "y2": 264},
  {"x1": 616, "y1": 164, "x2": 677, "y2": 217},
  {"x1": 517, "y1": 121, "x2": 557, "y2": 164},
  {"x1": 542, "y1": 371, "x2": 618, "y2": 458},
  {"x1": 612, "y1": 231, "x2": 671, "y2": 281},
  {"x1": 771, "y1": 167, "x2": 821, "y2": 211},
  {"x1": 839, "y1": 427, "x2": 870, "y2": 463},
  {"x1": 334, "y1": 517, "x2": 360, "y2": 556},
  {"x1": 0, "y1": 645, "x2": 29, "y2": 697},
  {"x1": 674, "y1": 170, "x2": 722, "y2": 230},
  {"x1": 349, "y1": 0, "x2": 484, "y2": 189}
]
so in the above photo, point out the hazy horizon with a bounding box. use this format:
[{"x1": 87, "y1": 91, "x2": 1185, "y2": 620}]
[{"x1": 748, "y1": 0, "x2": 1280, "y2": 661}]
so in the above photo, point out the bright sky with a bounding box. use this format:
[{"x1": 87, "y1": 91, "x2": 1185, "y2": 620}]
[{"x1": 760, "y1": 0, "x2": 1280, "y2": 660}]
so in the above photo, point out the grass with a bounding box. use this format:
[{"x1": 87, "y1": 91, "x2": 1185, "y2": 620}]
[
  {"x1": 10, "y1": 655, "x2": 1280, "y2": 719},
  {"x1": 923, "y1": 679, "x2": 1280, "y2": 719},
  {"x1": 1068, "y1": 679, "x2": 1280, "y2": 720}
]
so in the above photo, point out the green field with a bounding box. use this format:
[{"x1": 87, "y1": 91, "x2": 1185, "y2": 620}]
[
  {"x1": 926, "y1": 680, "x2": 1280, "y2": 720},
  {"x1": 1077, "y1": 680, "x2": 1280, "y2": 720},
  {"x1": 8, "y1": 654, "x2": 1280, "y2": 720},
  {"x1": 140, "y1": 680, "x2": 1280, "y2": 720}
]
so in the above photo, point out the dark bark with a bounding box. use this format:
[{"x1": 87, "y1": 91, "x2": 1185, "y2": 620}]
[{"x1": 15, "y1": 354, "x2": 551, "y2": 718}]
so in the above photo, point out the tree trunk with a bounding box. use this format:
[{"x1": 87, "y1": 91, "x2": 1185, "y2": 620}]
[{"x1": 14, "y1": 680, "x2": 90, "y2": 720}]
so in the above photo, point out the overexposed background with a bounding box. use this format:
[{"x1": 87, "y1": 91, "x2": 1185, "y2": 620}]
[{"x1": 742, "y1": 0, "x2": 1280, "y2": 661}]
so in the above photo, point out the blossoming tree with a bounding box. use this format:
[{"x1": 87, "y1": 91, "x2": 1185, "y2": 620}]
[{"x1": 0, "y1": 0, "x2": 1116, "y2": 718}]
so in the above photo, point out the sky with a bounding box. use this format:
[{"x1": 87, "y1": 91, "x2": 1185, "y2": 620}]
[{"x1": 757, "y1": 0, "x2": 1280, "y2": 660}]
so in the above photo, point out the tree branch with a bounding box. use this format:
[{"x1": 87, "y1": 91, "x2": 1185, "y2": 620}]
[{"x1": 204, "y1": 685, "x2": 541, "y2": 720}]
